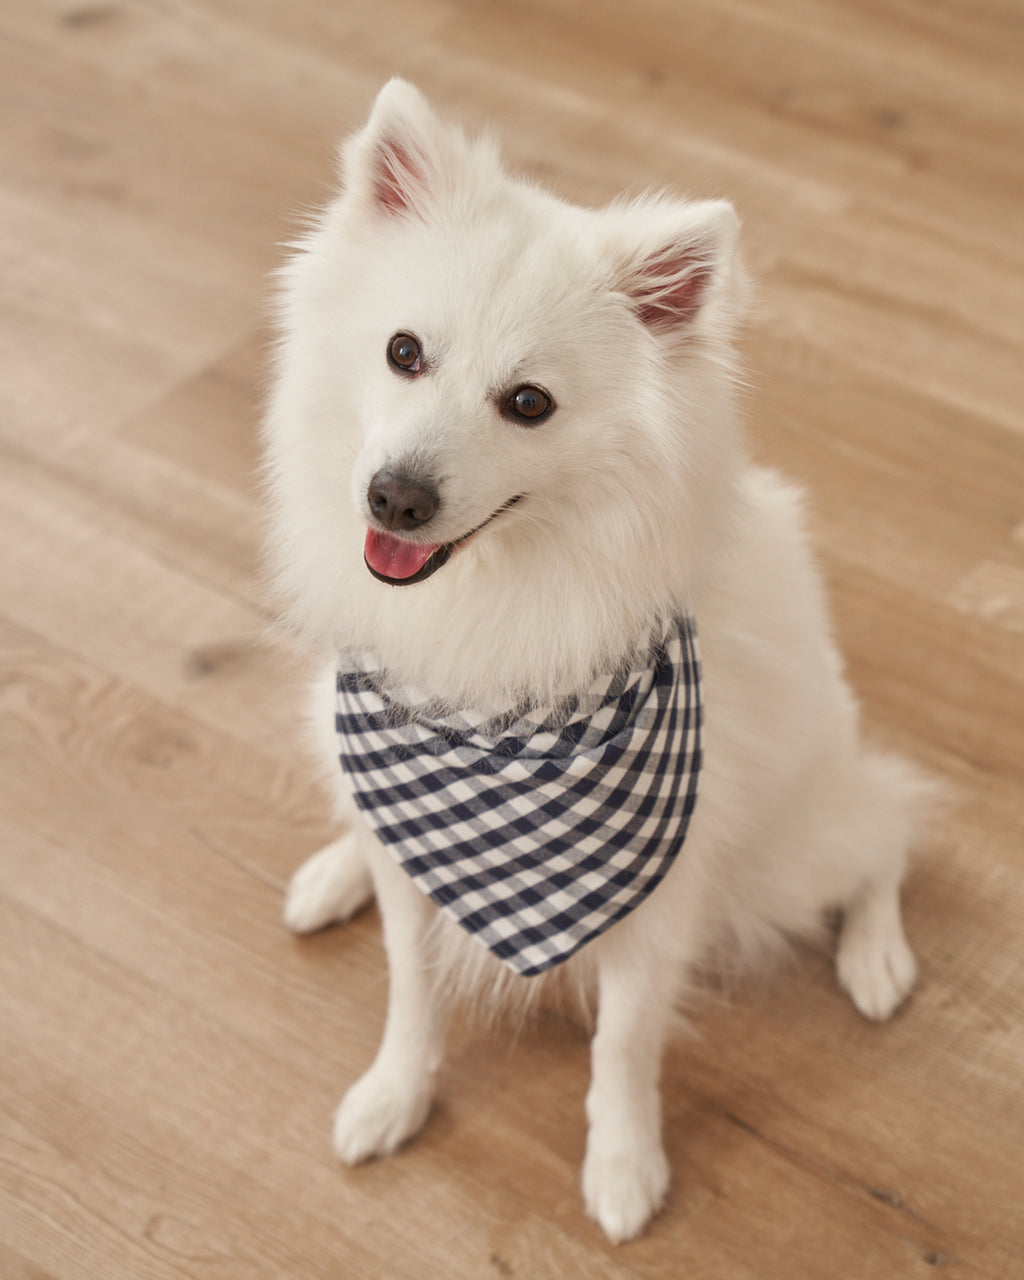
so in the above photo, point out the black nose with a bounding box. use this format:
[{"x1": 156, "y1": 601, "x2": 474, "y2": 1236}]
[{"x1": 366, "y1": 469, "x2": 440, "y2": 531}]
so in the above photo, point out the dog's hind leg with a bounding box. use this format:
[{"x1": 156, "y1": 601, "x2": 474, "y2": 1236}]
[
  {"x1": 332, "y1": 841, "x2": 449, "y2": 1164},
  {"x1": 286, "y1": 670, "x2": 377, "y2": 933},
  {"x1": 832, "y1": 748, "x2": 934, "y2": 1021},
  {"x1": 283, "y1": 827, "x2": 375, "y2": 934},
  {"x1": 836, "y1": 874, "x2": 917, "y2": 1022}
]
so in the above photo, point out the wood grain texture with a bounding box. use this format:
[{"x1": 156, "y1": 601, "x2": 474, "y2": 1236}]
[{"x1": 2, "y1": 1, "x2": 1022, "y2": 1276}]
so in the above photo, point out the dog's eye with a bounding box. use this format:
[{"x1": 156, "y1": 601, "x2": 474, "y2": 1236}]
[
  {"x1": 505, "y1": 384, "x2": 554, "y2": 425},
  {"x1": 387, "y1": 333, "x2": 422, "y2": 375}
]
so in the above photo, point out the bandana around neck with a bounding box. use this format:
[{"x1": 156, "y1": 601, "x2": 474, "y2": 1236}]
[{"x1": 334, "y1": 617, "x2": 703, "y2": 977}]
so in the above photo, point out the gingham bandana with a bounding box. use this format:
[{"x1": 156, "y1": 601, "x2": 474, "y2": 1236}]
[{"x1": 335, "y1": 617, "x2": 702, "y2": 976}]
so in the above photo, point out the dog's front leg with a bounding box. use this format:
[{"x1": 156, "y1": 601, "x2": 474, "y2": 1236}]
[
  {"x1": 582, "y1": 948, "x2": 677, "y2": 1243},
  {"x1": 332, "y1": 842, "x2": 448, "y2": 1164}
]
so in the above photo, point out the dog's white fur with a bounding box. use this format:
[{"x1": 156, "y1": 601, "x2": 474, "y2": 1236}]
[{"x1": 262, "y1": 81, "x2": 930, "y2": 1243}]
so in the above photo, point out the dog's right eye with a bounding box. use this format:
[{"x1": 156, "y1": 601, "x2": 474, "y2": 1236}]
[{"x1": 387, "y1": 333, "x2": 422, "y2": 376}]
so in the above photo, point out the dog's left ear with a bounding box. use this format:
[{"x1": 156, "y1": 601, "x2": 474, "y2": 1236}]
[{"x1": 612, "y1": 199, "x2": 744, "y2": 339}]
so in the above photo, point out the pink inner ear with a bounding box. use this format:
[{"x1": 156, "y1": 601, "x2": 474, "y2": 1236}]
[
  {"x1": 372, "y1": 135, "x2": 426, "y2": 217},
  {"x1": 632, "y1": 246, "x2": 715, "y2": 331}
]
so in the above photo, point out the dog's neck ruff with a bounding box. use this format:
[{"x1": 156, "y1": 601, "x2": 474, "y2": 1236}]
[{"x1": 334, "y1": 617, "x2": 703, "y2": 976}]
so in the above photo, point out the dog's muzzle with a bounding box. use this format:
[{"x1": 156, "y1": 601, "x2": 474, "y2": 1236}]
[{"x1": 363, "y1": 493, "x2": 524, "y2": 586}]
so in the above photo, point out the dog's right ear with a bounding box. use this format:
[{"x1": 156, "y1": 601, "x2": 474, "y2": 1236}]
[{"x1": 338, "y1": 80, "x2": 445, "y2": 222}]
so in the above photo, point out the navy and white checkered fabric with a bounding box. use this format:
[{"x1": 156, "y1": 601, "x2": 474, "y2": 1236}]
[{"x1": 334, "y1": 617, "x2": 702, "y2": 977}]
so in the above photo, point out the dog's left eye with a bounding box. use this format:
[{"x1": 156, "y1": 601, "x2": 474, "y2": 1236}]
[
  {"x1": 387, "y1": 333, "x2": 422, "y2": 375},
  {"x1": 505, "y1": 385, "x2": 554, "y2": 425}
]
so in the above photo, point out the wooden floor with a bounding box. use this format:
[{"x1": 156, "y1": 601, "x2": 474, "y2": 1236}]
[{"x1": 2, "y1": 1, "x2": 1023, "y2": 1276}]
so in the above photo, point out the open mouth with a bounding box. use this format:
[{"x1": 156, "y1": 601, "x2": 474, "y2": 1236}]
[{"x1": 364, "y1": 495, "x2": 524, "y2": 586}]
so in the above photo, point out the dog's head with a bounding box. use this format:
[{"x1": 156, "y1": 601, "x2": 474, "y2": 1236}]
[{"x1": 265, "y1": 80, "x2": 746, "y2": 702}]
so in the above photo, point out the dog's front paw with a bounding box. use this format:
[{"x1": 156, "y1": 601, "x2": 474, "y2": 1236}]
[
  {"x1": 284, "y1": 835, "x2": 374, "y2": 934},
  {"x1": 332, "y1": 1066, "x2": 434, "y2": 1165},
  {"x1": 582, "y1": 1133, "x2": 670, "y2": 1244}
]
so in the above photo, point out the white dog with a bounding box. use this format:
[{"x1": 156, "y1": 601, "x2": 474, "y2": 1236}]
[{"x1": 262, "y1": 80, "x2": 929, "y2": 1243}]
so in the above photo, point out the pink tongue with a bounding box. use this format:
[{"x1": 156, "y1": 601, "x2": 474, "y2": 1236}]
[{"x1": 364, "y1": 529, "x2": 441, "y2": 580}]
